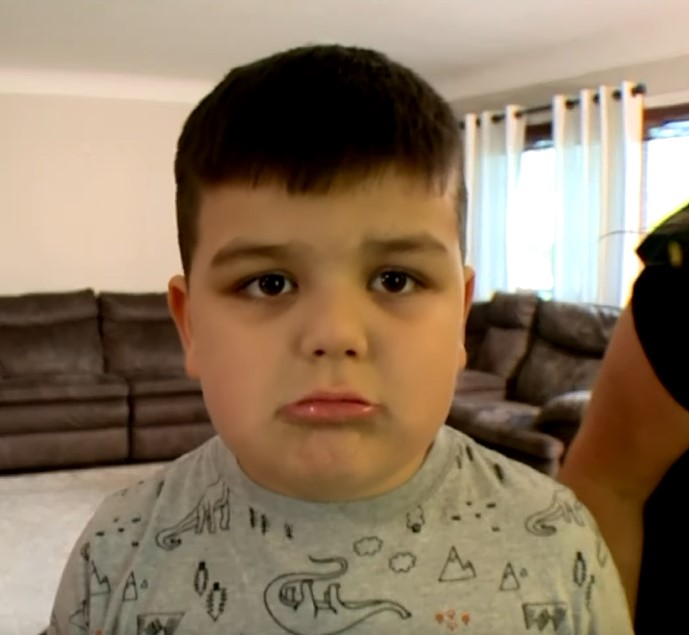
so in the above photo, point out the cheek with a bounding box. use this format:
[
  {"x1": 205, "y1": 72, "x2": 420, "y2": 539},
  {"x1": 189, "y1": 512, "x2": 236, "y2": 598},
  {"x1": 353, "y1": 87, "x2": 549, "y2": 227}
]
[
  {"x1": 196, "y1": 350, "x2": 275, "y2": 448},
  {"x1": 191, "y1": 317, "x2": 273, "y2": 422},
  {"x1": 418, "y1": 306, "x2": 465, "y2": 364},
  {"x1": 389, "y1": 315, "x2": 464, "y2": 403}
]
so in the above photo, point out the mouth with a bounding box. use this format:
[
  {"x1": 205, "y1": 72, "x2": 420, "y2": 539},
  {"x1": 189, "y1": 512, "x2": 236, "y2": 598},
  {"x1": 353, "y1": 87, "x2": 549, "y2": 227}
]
[{"x1": 282, "y1": 391, "x2": 378, "y2": 423}]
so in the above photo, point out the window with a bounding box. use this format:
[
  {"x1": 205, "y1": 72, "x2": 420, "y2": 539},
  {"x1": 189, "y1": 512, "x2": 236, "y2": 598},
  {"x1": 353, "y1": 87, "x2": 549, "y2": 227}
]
[
  {"x1": 507, "y1": 145, "x2": 556, "y2": 298},
  {"x1": 644, "y1": 121, "x2": 689, "y2": 231},
  {"x1": 508, "y1": 113, "x2": 689, "y2": 302}
]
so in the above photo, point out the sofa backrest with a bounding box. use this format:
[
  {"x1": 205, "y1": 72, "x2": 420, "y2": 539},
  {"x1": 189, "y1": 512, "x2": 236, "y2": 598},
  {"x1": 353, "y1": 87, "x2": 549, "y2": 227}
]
[
  {"x1": 465, "y1": 301, "x2": 489, "y2": 368},
  {"x1": 512, "y1": 301, "x2": 621, "y2": 405},
  {"x1": 99, "y1": 292, "x2": 185, "y2": 378},
  {"x1": 467, "y1": 292, "x2": 540, "y2": 380},
  {"x1": 0, "y1": 289, "x2": 103, "y2": 377}
]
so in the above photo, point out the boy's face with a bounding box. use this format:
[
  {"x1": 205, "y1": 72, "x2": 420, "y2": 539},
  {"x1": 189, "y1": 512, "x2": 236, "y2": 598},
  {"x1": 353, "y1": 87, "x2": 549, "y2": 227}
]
[{"x1": 169, "y1": 172, "x2": 474, "y2": 501}]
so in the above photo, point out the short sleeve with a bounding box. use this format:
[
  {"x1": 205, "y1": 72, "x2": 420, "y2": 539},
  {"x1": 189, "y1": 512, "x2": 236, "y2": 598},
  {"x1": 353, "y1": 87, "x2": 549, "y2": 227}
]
[{"x1": 632, "y1": 264, "x2": 689, "y2": 411}]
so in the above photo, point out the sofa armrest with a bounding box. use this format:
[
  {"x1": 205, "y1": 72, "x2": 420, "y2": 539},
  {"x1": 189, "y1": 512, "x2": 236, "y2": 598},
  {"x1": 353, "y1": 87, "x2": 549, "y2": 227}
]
[
  {"x1": 534, "y1": 390, "x2": 591, "y2": 449},
  {"x1": 539, "y1": 390, "x2": 591, "y2": 423},
  {"x1": 447, "y1": 417, "x2": 565, "y2": 461},
  {"x1": 455, "y1": 369, "x2": 507, "y2": 401}
]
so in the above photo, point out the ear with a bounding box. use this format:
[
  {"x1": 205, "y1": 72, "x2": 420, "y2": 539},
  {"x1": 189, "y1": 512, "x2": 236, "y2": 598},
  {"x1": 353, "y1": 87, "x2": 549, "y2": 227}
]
[
  {"x1": 457, "y1": 266, "x2": 476, "y2": 371},
  {"x1": 167, "y1": 275, "x2": 199, "y2": 379},
  {"x1": 462, "y1": 265, "x2": 476, "y2": 325}
]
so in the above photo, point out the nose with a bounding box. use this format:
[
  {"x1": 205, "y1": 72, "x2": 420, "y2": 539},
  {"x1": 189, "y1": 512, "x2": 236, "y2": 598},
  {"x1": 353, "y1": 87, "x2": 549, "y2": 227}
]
[{"x1": 297, "y1": 286, "x2": 369, "y2": 361}]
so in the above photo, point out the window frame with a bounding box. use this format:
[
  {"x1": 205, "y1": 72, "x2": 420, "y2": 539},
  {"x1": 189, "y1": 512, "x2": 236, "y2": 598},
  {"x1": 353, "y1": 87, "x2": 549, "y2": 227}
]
[{"x1": 523, "y1": 102, "x2": 689, "y2": 149}]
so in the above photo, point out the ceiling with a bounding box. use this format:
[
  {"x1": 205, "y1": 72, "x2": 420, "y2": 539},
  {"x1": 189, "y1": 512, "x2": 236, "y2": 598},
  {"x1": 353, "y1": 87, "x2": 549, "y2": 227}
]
[{"x1": 1, "y1": 0, "x2": 689, "y2": 109}]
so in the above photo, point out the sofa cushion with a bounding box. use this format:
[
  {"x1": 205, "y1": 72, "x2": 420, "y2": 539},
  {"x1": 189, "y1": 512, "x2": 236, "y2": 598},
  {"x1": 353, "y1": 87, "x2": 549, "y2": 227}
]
[
  {"x1": 0, "y1": 374, "x2": 127, "y2": 405},
  {"x1": 450, "y1": 397, "x2": 540, "y2": 431},
  {"x1": 128, "y1": 375, "x2": 202, "y2": 398},
  {"x1": 0, "y1": 428, "x2": 129, "y2": 471},
  {"x1": 128, "y1": 373, "x2": 207, "y2": 429},
  {"x1": 466, "y1": 301, "x2": 490, "y2": 334},
  {"x1": 465, "y1": 301, "x2": 490, "y2": 367},
  {"x1": 131, "y1": 423, "x2": 215, "y2": 461},
  {"x1": 0, "y1": 288, "x2": 97, "y2": 327},
  {"x1": 100, "y1": 292, "x2": 171, "y2": 321},
  {"x1": 0, "y1": 290, "x2": 103, "y2": 377},
  {"x1": 131, "y1": 394, "x2": 209, "y2": 427},
  {"x1": 536, "y1": 390, "x2": 591, "y2": 425},
  {"x1": 487, "y1": 292, "x2": 539, "y2": 328},
  {"x1": 514, "y1": 338, "x2": 601, "y2": 406},
  {"x1": 102, "y1": 320, "x2": 183, "y2": 376},
  {"x1": 100, "y1": 293, "x2": 185, "y2": 377},
  {"x1": 465, "y1": 333, "x2": 482, "y2": 369},
  {"x1": 475, "y1": 327, "x2": 530, "y2": 380},
  {"x1": 0, "y1": 399, "x2": 128, "y2": 436},
  {"x1": 534, "y1": 390, "x2": 591, "y2": 450},
  {"x1": 456, "y1": 369, "x2": 506, "y2": 395},
  {"x1": 538, "y1": 301, "x2": 620, "y2": 356}
]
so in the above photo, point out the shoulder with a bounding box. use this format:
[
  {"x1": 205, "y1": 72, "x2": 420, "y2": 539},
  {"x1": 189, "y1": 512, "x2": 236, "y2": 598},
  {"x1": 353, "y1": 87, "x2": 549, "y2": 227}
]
[
  {"x1": 81, "y1": 436, "x2": 224, "y2": 561},
  {"x1": 441, "y1": 428, "x2": 631, "y2": 628},
  {"x1": 443, "y1": 425, "x2": 560, "y2": 493},
  {"x1": 444, "y1": 426, "x2": 601, "y2": 540},
  {"x1": 51, "y1": 438, "x2": 236, "y2": 632}
]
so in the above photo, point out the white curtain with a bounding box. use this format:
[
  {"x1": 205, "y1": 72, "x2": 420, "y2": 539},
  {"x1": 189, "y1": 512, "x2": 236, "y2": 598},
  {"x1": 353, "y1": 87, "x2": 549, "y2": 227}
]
[
  {"x1": 463, "y1": 106, "x2": 526, "y2": 300},
  {"x1": 552, "y1": 82, "x2": 644, "y2": 306}
]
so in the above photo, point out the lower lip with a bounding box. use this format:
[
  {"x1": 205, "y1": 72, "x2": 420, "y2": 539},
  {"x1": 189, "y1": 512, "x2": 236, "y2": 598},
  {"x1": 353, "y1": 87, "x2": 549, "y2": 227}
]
[{"x1": 282, "y1": 401, "x2": 378, "y2": 422}]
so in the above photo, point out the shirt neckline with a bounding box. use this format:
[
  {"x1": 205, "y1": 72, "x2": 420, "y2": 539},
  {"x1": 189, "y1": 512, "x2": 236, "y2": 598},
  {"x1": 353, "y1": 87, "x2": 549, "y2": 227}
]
[{"x1": 210, "y1": 425, "x2": 455, "y2": 524}]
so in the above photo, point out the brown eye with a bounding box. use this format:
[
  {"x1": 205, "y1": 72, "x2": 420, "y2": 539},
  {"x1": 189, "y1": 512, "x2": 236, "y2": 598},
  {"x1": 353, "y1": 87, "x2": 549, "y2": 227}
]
[
  {"x1": 242, "y1": 274, "x2": 295, "y2": 298},
  {"x1": 371, "y1": 270, "x2": 418, "y2": 294}
]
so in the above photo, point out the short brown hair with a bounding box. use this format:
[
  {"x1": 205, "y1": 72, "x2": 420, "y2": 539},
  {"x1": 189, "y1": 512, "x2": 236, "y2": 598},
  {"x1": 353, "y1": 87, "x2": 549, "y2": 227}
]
[{"x1": 174, "y1": 44, "x2": 464, "y2": 276}]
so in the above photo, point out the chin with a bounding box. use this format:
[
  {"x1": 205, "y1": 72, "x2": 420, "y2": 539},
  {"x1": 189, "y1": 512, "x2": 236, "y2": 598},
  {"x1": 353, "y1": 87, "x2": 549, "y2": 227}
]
[
  {"x1": 294, "y1": 450, "x2": 365, "y2": 480},
  {"x1": 293, "y1": 469, "x2": 378, "y2": 502}
]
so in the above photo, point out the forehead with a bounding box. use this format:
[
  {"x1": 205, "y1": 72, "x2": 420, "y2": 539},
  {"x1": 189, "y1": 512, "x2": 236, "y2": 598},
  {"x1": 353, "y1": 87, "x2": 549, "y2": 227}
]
[{"x1": 195, "y1": 175, "x2": 460, "y2": 258}]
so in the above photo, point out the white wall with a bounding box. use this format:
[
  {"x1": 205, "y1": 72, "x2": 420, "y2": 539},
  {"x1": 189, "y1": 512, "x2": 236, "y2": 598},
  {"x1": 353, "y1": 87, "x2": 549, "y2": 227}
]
[
  {"x1": 449, "y1": 53, "x2": 689, "y2": 116},
  {"x1": 2, "y1": 50, "x2": 688, "y2": 298},
  {"x1": 0, "y1": 92, "x2": 193, "y2": 294},
  {"x1": 439, "y1": 11, "x2": 689, "y2": 112}
]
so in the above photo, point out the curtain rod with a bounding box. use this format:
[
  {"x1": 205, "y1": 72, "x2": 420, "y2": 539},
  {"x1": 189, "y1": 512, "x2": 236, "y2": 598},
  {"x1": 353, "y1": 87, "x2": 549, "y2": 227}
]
[{"x1": 463, "y1": 83, "x2": 647, "y2": 126}]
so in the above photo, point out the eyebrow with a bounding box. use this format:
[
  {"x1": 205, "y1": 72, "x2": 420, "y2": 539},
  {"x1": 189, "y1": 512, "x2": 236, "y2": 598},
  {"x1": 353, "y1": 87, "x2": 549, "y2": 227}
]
[{"x1": 210, "y1": 233, "x2": 449, "y2": 269}]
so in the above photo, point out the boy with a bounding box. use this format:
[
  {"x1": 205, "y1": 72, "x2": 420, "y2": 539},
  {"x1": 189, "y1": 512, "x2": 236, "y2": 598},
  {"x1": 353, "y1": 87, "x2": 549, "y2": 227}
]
[{"x1": 47, "y1": 45, "x2": 633, "y2": 634}]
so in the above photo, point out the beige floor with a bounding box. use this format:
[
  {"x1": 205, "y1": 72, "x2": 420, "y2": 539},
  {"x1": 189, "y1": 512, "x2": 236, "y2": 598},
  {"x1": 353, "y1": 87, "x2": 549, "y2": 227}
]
[{"x1": 0, "y1": 462, "x2": 164, "y2": 635}]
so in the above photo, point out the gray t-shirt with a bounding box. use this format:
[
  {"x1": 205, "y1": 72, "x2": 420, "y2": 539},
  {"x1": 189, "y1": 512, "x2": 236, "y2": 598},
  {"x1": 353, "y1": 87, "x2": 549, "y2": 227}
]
[{"x1": 48, "y1": 426, "x2": 633, "y2": 634}]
